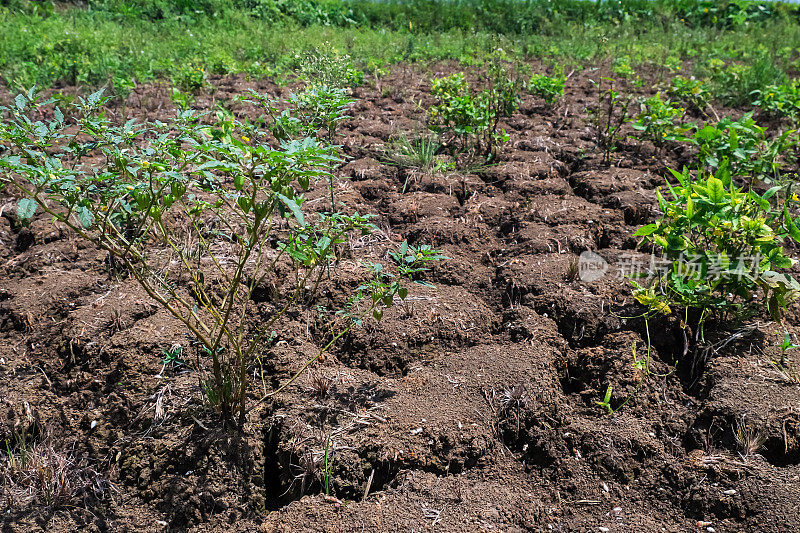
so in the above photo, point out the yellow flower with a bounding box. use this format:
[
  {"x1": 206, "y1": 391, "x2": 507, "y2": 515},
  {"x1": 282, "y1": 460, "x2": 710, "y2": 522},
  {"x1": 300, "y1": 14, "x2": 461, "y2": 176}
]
[
  {"x1": 126, "y1": 185, "x2": 135, "y2": 191},
  {"x1": 141, "y1": 161, "x2": 150, "y2": 168},
  {"x1": 704, "y1": 8, "x2": 708, "y2": 13},
  {"x1": 792, "y1": 193, "x2": 799, "y2": 202},
  {"x1": 242, "y1": 136, "x2": 250, "y2": 143}
]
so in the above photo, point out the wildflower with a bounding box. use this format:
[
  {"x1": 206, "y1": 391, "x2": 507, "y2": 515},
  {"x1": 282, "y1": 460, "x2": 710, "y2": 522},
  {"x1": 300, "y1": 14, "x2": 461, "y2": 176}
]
[
  {"x1": 242, "y1": 136, "x2": 250, "y2": 143},
  {"x1": 141, "y1": 161, "x2": 150, "y2": 168},
  {"x1": 704, "y1": 8, "x2": 708, "y2": 13},
  {"x1": 792, "y1": 193, "x2": 799, "y2": 202}
]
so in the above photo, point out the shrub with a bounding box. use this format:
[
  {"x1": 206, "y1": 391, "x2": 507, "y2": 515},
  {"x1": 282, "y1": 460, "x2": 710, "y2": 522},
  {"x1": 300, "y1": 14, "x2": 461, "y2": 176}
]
[
  {"x1": 0, "y1": 87, "x2": 440, "y2": 429},
  {"x1": 633, "y1": 167, "x2": 800, "y2": 327}
]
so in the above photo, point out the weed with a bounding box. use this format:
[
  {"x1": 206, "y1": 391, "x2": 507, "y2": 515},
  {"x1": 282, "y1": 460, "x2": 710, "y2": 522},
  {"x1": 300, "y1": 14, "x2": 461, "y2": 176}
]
[
  {"x1": 383, "y1": 134, "x2": 441, "y2": 174},
  {"x1": 752, "y1": 79, "x2": 800, "y2": 125},
  {"x1": 612, "y1": 55, "x2": 636, "y2": 79},
  {"x1": 306, "y1": 369, "x2": 333, "y2": 399},
  {"x1": 692, "y1": 114, "x2": 797, "y2": 184},
  {"x1": 298, "y1": 46, "x2": 361, "y2": 91},
  {"x1": 706, "y1": 55, "x2": 786, "y2": 106},
  {"x1": 322, "y1": 435, "x2": 334, "y2": 496},
  {"x1": 499, "y1": 383, "x2": 528, "y2": 412},
  {"x1": 734, "y1": 417, "x2": 766, "y2": 460},
  {"x1": 2, "y1": 428, "x2": 110, "y2": 509},
  {"x1": 173, "y1": 64, "x2": 208, "y2": 94},
  {"x1": 564, "y1": 256, "x2": 579, "y2": 282}
]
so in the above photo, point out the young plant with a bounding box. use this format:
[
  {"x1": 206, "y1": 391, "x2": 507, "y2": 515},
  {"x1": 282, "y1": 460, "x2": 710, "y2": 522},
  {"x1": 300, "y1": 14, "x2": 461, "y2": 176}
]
[
  {"x1": 667, "y1": 75, "x2": 711, "y2": 115},
  {"x1": 632, "y1": 167, "x2": 800, "y2": 330},
  {"x1": 752, "y1": 80, "x2": 800, "y2": 125},
  {"x1": 692, "y1": 113, "x2": 797, "y2": 184},
  {"x1": 428, "y1": 58, "x2": 525, "y2": 162},
  {"x1": 632, "y1": 92, "x2": 692, "y2": 150},
  {"x1": 770, "y1": 333, "x2": 800, "y2": 383},
  {"x1": 612, "y1": 55, "x2": 636, "y2": 79},
  {"x1": 596, "y1": 385, "x2": 614, "y2": 414},
  {"x1": 587, "y1": 77, "x2": 632, "y2": 166},
  {"x1": 528, "y1": 68, "x2": 566, "y2": 106},
  {"x1": 0, "y1": 88, "x2": 439, "y2": 430}
]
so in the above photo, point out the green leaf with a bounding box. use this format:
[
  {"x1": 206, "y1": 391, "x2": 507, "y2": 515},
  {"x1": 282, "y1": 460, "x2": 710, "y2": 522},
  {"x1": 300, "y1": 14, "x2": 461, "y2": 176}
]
[
  {"x1": 784, "y1": 204, "x2": 800, "y2": 242},
  {"x1": 633, "y1": 224, "x2": 658, "y2": 237},
  {"x1": 77, "y1": 206, "x2": 94, "y2": 228},
  {"x1": 16, "y1": 198, "x2": 37, "y2": 220},
  {"x1": 706, "y1": 177, "x2": 725, "y2": 204},
  {"x1": 14, "y1": 94, "x2": 26, "y2": 111},
  {"x1": 277, "y1": 193, "x2": 305, "y2": 227}
]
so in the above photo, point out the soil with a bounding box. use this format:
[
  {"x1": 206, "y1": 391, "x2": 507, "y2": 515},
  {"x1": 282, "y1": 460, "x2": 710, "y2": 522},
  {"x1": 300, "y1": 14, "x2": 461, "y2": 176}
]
[{"x1": 2, "y1": 63, "x2": 800, "y2": 533}]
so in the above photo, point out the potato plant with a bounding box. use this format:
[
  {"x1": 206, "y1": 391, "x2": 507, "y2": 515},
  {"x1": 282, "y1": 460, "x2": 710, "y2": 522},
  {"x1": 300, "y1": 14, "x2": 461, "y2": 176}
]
[
  {"x1": 0, "y1": 87, "x2": 440, "y2": 430},
  {"x1": 633, "y1": 167, "x2": 800, "y2": 328}
]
